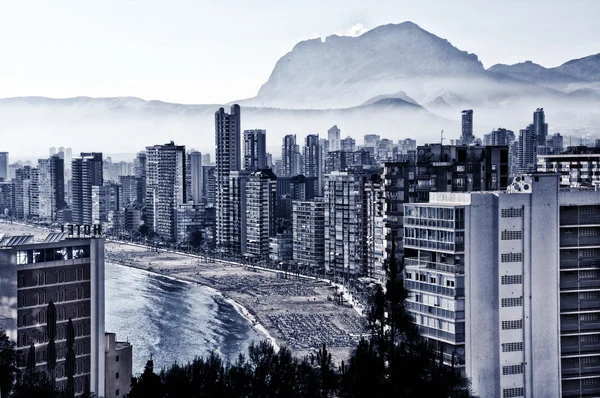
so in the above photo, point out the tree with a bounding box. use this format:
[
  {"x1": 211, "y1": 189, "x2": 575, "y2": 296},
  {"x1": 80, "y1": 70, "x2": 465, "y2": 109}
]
[
  {"x1": 128, "y1": 357, "x2": 163, "y2": 398},
  {"x1": 340, "y1": 233, "x2": 470, "y2": 397},
  {"x1": 187, "y1": 231, "x2": 203, "y2": 248},
  {"x1": 0, "y1": 329, "x2": 16, "y2": 398},
  {"x1": 138, "y1": 223, "x2": 150, "y2": 238}
]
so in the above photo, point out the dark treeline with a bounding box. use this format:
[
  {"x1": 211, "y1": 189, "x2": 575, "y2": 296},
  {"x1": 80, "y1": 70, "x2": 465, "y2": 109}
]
[{"x1": 0, "y1": 239, "x2": 470, "y2": 397}]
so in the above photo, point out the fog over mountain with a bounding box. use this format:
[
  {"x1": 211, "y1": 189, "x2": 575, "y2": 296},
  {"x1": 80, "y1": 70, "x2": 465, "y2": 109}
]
[{"x1": 1, "y1": 21, "x2": 600, "y2": 159}]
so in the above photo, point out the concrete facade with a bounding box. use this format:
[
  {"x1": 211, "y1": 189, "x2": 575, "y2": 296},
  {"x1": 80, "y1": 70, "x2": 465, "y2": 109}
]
[{"x1": 104, "y1": 332, "x2": 132, "y2": 398}]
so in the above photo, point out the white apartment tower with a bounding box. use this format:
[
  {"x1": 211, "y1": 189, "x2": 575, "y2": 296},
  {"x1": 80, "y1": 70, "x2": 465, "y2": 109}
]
[{"x1": 403, "y1": 174, "x2": 561, "y2": 397}]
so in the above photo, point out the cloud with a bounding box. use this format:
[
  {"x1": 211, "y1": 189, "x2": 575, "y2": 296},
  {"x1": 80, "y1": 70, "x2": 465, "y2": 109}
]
[{"x1": 336, "y1": 23, "x2": 367, "y2": 37}]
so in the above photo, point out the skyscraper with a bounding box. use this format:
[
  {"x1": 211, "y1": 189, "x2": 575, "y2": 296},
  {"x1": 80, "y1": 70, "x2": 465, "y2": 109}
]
[
  {"x1": 37, "y1": 155, "x2": 65, "y2": 222},
  {"x1": 328, "y1": 125, "x2": 341, "y2": 152},
  {"x1": 281, "y1": 134, "x2": 301, "y2": 177},
  {"x1": 72, "y1": 153, "x2": 103, "y2": 225},
  {"x1": 340, "y1": 136, "x2": 356, "y2": 152},
  {"x1": 534, "y1": 107, "x2": 548, "y2": 146},
  {"x1": 134, "y1": 152, "x2": 147, "y2": 205},
  {"x1": 245, "y1": 169, "x2": 277, "y2": 262},
  {"x1": 188, "y1": 151, "x2": 203, "y2": 203},
  {"x1": 518, "y1": 125, "x2": 537, "y2": 172},
  {"x1": 0, "y1": 152, "x2": 8, "y2": 181},
  {"x1": 145, "y1": 142, "x2": 186, "y2": 241},
  {"x1": 215, "y1": 105, "x2": 241, "y2": 249},
  {"x1": 461, "y1": 109, "x2": 474, "y2": 144},
  {"x1": 303, "y1": 134, "x2": 322, "y2": 195},
  {"x1": 13, "y1": 166, "x2": 38, "y2": 219},
  {"x1": 243, "y1": 129, "x2": 266, "y2": 171}
]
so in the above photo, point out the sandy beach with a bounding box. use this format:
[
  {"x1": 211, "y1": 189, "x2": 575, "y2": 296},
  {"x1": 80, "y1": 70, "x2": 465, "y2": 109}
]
[{"x1": 0, "y1": 222, "x2": 366, "y2": 364}]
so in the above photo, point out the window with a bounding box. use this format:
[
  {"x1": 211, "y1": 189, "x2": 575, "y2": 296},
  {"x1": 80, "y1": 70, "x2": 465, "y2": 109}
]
[
  {"x1": 502, "y1": 364, "x2": 524, "y2": 375},
  {"x1": 503, "y1": 387, "x2": 524, "y2": 397},
  {"x1": 446, "y1": 280, "x2": 455, "y2": 287},
  {"x1": 502, "y1": 319, "x2": 523, "y2": 330},
  {"x1": 581, "y1": 313, "x2": 599, "y2": 322},
  {"x1": 581, "y1": 335, "x2": 600, "y2": 343},
  {"x1": 501, "y1": 208, "x2": 522, "y2": 218},
  {"x1": 580, "y1": 249, "x2": 598, "y2": 258},
  {"x1": 581, "y1": 292, "x2": 599, "y2": 300},
  {"x1": 581, "y1": 206, "x2": 600, "y2": 215},
  {"x1": 116, "y1": 355, "x2": 120, "y2": 362},
  {"x1": 501, "y1": 275, "x2": 523, "y2": 285},
  {"x1": 501, "y1": 253, "x2": 522, "y2": 263},
  {"x1": 580, "y1": 270, "x2": 598, "y2": 279},
  {"x1": 582, "y1": 378, "x2": 600, "y2": 386},
  {"x1": 430, "y1": 276, "x2": 436, "y2": 284},
  {"x1": 501, "y1": 230, "x2": 522, "y2": 240},
  {"x1": 502, "y1": 342, "x2": 523, "y2": 352},
  {"x1": 581, "y1": 356, "x2": 600, "y2": 365},
  {"x1": 501, "y1": 297, "x2": 523, "y2": 307},
  {"x1": 116, "y1": 372, "x2": 120, "y2": 379},
  {"x1": 116, "y1": 390, "x2": 120, "y2": 397},
  {"x1": 580, "y1": 228, "x2": 599, "y2": 236}
]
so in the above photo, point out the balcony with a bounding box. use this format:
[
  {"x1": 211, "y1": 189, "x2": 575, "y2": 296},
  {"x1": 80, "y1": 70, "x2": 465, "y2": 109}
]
[{"x1": 405, "y1": 258, "x2": 464, "y2": 275}]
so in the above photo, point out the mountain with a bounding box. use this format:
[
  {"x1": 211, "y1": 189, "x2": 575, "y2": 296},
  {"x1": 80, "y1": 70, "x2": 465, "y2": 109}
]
[
  {"x1": 487, "y1": 61, "x2": 584, "y2": 89},
  {"x1": 556, "y1": 53, "x2": 600, "y2": 81},
  {"x1": 0, "y1": 96, "x2": 447, "y2": 158},
  {"x1": 242, "y1": 22, "x2": 570, "y2": 109},
  {"x1": 361, "y1": 91, "x2": 419, "y2": 106}
]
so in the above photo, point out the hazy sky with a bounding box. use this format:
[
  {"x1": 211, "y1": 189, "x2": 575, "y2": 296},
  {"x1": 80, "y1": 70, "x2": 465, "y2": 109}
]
[{"x1": 1, "y1": 0, "x2": 598, "y2": 104}]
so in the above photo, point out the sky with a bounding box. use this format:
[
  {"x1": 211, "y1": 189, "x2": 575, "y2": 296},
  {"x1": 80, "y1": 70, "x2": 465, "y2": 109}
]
[{"x1": 0, "y1": 0, "x2": 599, "y2": 104}]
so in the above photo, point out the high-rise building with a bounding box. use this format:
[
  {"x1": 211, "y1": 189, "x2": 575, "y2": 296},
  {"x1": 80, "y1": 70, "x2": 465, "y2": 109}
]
[
  {"x1": 0, "y1": 182, "x2": 12, "y2": 216},
  {"x1": 363, "y1": 134, "x2": 380, "y2": 149},
  {"x1": 49, "y1": 147, "x2": 57, "y2": 156},
  {"x1": 534, "y1": 108, "x2": 548, "y2": 146},
  {"x1": 281, "y1": 134, "x2": 301, "y2": 177},
  {"x1": 340, "y1": 136, "x2": 356, "y2": 152},
  {"x1": 460, "y1": 109, "x2": 474, "y2": 145},
  {"x1": 13, "y1": 166, "x2": 38, "y2": 219},
  {"x1": 243, "y1": 129, "x2": 266, "y2": 171},
  {"x1": 324, "y1": 171, "x2": 367, "y2": 280},
  {"x1": 134, "y1": 152, "x2": 146, "y2": 205},
  {"x1": 403, "y1": 174, "x2": 561, "y2": 397},
  {"x1": 276, "y1": 175, "x2": 317, "y2": 220},
  {"x1": 399, "y1": 138, "x2": 417, "y2": 154},
  {"x1": 303, "y1": 134, "x2": 322, "y2": 195},
  {"x1": 228, "y1": 170, "x2": 250, "y2": 254},
  {"x1": 98, "y1": 183, "x2": 120, "y2": 226},
  {"x1": 118, "y1": 176, "x2": 139, "y2": 208},
  {"x1": 72, "y1": 153, "x2": 103, "y2": 225},
  {"x1": 188, "y1": 151, "x2": 203, "y2": 203},
  {"x1": 364, "y1": 174, "x2": 385, "y2": 280},
  {"x1": 546, "y1": 132, "x2": 564, "y2": 154},
  {"x1": 0, "y1": 233, "x2": 106, "y2": 396},
  {"x1": 145, "y1": 142, "x2": 186, "y2": 242},
  {"x1": 328, "y1": 125, "x2": 341, "y2": 152},
  {"x1": 0, "y1": 152, "x2": 9, "y2": 181},
  {"x1": 484, "y1": 128, "x2": 515, "y2": 147},
  {"x1": 202, "y1": 153, "x2": 211, "y2": 166},
  {"x1": 245, "y1": 169, "x2": 277, "y2": 262},
  {"x1": 38, "y1": 155, "x2": 65, "y2": 222},
  {"x1": 292, "y1": 199, "x2": 325, "y2": 271},
  {"x1": 518, "y1": 125, "x2": 537, "y2": 172},
  {"x1": 215, "y1": 105, "x2": 241, "y2": 249},
  {"x1": 175, "y1": 202, "x2": 205, "y2": 243},
  {"x1": 202, "y1": 165, "x2": 216, "y2": 208}
]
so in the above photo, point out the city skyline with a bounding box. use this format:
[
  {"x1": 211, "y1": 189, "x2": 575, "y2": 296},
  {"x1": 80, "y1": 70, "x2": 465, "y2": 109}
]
[{"x1": 1, "y1": 1, "x2": 599, "y2": 104}]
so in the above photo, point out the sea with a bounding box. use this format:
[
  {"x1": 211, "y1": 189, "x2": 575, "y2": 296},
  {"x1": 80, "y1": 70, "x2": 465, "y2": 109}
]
[{"x1": 105, "y1": 262, "x2": 263, "y2": 374}]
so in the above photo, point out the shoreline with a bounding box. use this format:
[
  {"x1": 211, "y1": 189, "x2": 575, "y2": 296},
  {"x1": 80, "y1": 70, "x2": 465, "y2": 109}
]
[{"x1": 108, "y1": 259, "x2": 281, "y2": 353}]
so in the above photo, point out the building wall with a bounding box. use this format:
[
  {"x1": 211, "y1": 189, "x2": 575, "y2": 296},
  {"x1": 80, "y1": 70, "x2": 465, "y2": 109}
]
[
  {"x1": 0, "y1": 237, "x2": 106, "y2": 396},
  {"x1": 104, "y1": 333, "x2": 132, "y2": 398}
]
